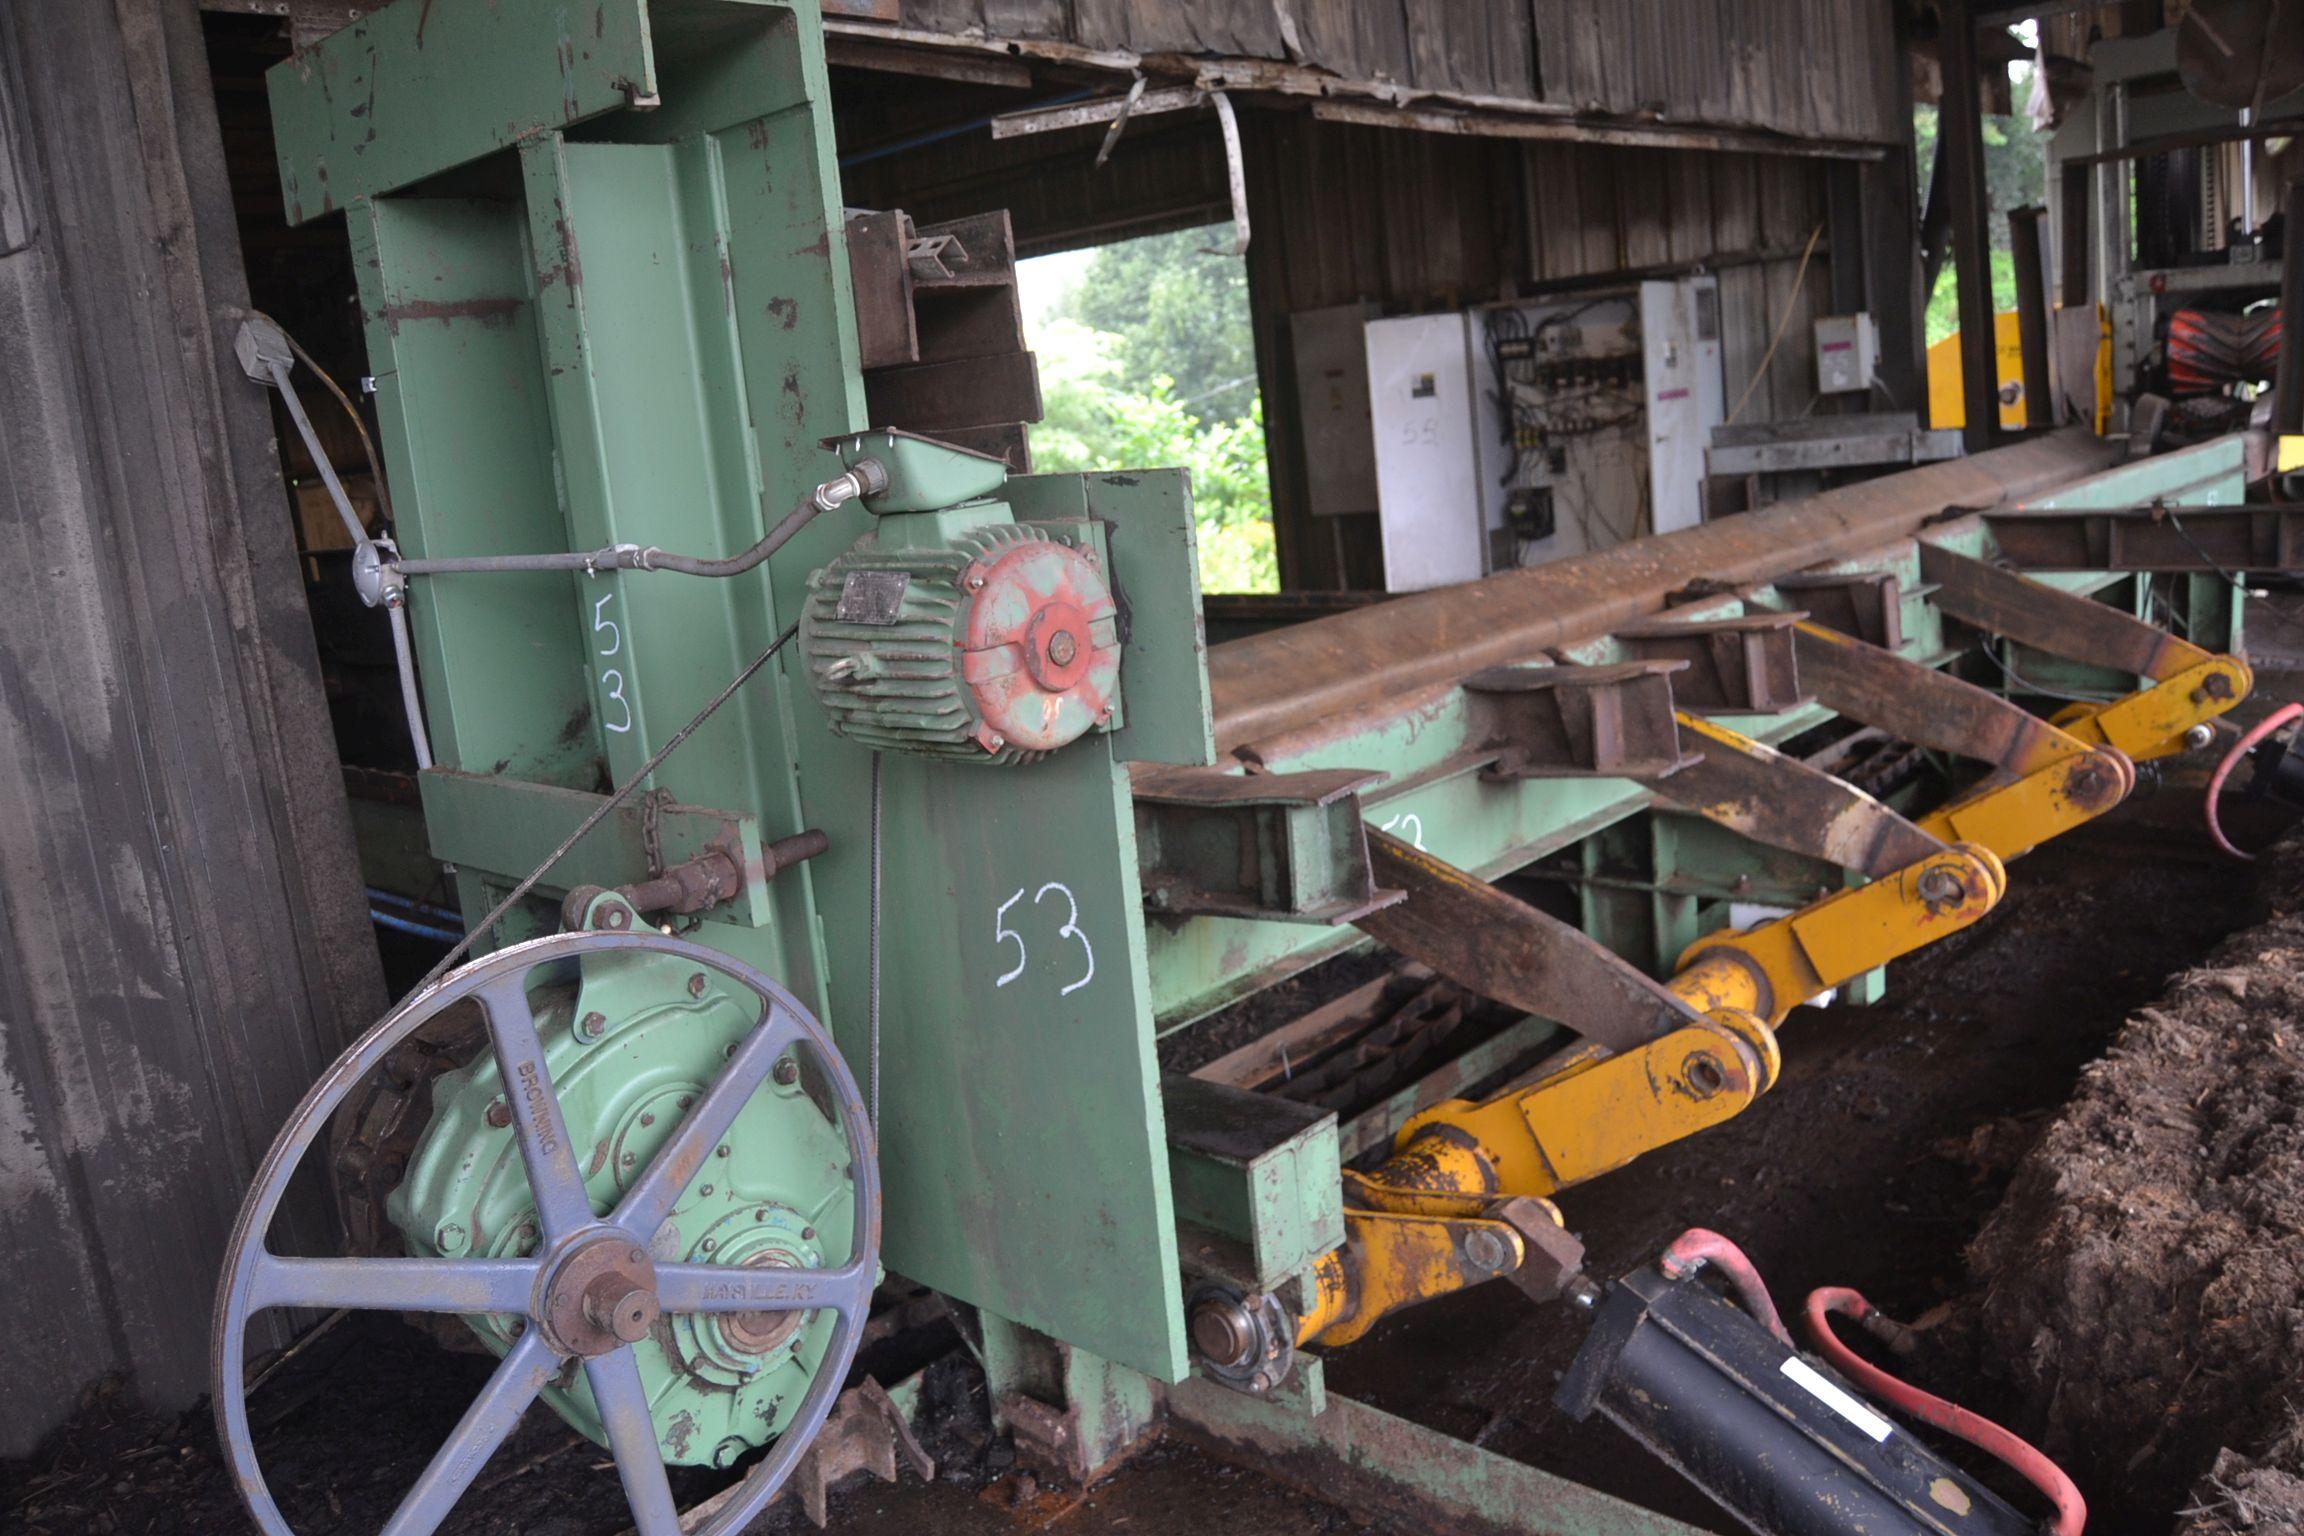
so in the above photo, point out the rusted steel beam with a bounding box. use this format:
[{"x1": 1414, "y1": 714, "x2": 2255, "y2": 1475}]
[
  {"x1": 1792, "y1": 622, "x2": 2081, "y2": 775},
  {"x1": 1169, "y1": 1375, "x2": 1707, "y2": 1536},
  {"x1": 1920, "y1": 543, "x2": 2212, "y2": 681},
  {"x1": 1637, "y1": 717, "x2": 1942, "y2": 878},
  {"x1": 1352, "y1": 831, "x2": 1696, "y2": 1052},
  {"x1": 1209, "y1": 433, "x2": 2119, "y2": 753},
  {"x1": 1981, "y1": 504, "x2": 2304, "y2": 571}
]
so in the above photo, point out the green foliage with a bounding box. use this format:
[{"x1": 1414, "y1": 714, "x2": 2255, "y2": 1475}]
[
  {"x1": 1067, "y1": 225, "x2": 1259, "y2": 421},
  {"x1": 1913, "y1": 66, "x2": 2048, "y2": 347},
  {"x1": 1925, "y1": 249, "x2": 2019, "y2": 346},
  {"x1": 1032, "y1": 319, "x2": 1277, "y2": 593},
  {"x1": 1028, "y1": 223, "x2": 1277, "y2": 594}
]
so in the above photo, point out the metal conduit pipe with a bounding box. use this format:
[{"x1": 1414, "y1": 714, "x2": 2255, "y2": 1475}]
[
  {"x1": 388, "y1": 461, "x2": 887, "y2": 579},
  {"x1": 1208, "y1": 431, "x2": 2122, "y2": 753},
  {"x1": 384, "y1": 596, "x2": 434, "y2": 770}
]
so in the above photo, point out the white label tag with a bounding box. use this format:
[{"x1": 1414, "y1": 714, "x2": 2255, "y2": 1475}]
[{"x1": 1781, "y1": 1356, "x2": 1894, "y2": 1443}]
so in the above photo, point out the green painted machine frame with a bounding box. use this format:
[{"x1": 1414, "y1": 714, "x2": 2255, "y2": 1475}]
[{"x1": 269, "y1": 2, "x2": 2248, "y2": 1528}]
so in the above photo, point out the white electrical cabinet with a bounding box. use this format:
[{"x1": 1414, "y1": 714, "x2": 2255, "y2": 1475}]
[
  {"x1": 1364, "y1": 311, "x2": 1489, "y2": 591},
  {"x1": 1366, "y1": 278, "x2": 1725, "y2": 591},
  {"x1": 1639, "y1": 276, "x2": 1725, "y2": 535}
]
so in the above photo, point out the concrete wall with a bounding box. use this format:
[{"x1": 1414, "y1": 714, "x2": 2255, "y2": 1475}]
[{"x1": 0, "y1": 0, "x2": 381, "y2": 1455}]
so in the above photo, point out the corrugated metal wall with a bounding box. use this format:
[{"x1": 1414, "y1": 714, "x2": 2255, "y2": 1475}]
[
  {"x1": 889, "y1": 0, "x2": 1900, "y2": 142},
  {"x1": 0, "y1": 0, "x2": 382, "y2": 1455}
]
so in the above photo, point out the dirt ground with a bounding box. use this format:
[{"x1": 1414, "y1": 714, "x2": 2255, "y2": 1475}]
[
  {"x1": 12, "y1": 721, "x2": 2303, "y2": 1535},
  {"x1": 1965, "y1": 831, "x2": 2304, "y2": 1535}
]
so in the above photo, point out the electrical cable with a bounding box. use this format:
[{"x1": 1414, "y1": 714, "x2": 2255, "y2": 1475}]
[
  {"x1": 2205, "y1": 702, "x2": 2303, "y2": 859},
  {"x1": 243, "y1": 306, "x2": 394, "y2": 527},
  {"x1": 2160, "y1": 506, "x2": 2268, "y2": 599},
  {"x1": 1725, "y1": 220, "x2": 1825, "y2": 426},
  {"x1": 1980, "y1": 642, "x2": 2115, "y2": 705},
  {"x1": 1804, "y1": 1287, "x2": 2087, "y2": 1536},
  {"x1": 867, "y1": 749, "x2": 883, "y2": 1144},
  {"x1": 410, "y1": 621, "x2": 802, "y2": 995}
]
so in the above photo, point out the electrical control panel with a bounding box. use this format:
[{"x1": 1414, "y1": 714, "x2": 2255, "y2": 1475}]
[{"x1": 1814, "y1": 312, "x2": 1880, "y2": 395}]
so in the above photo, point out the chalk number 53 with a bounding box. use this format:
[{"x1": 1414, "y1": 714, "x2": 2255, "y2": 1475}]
[{"x1": 994, "y1": 881, "x2": 1096, "y2": 998}]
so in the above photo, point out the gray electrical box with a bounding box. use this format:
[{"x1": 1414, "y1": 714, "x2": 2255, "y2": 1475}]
[{"x1": 1290, "y1": 303, "x2": 1380, "y2": 517}]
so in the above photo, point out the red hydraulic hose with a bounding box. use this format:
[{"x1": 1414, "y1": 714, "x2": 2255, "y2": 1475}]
[
  {"x1": 2205, "y1": 703, "x2": 2304, "y2": 860},
  {"x1": 1805, "y1": 1287, "x2": 2086, "y2": 1536},
  {"x1": 1658, "y1": 1229, "x2": 1793, "y2": 1344}
]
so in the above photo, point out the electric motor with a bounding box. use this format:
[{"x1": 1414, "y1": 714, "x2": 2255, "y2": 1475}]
[{"x1": 801, "y1": 514, "x2": 1122, "y2": 764}]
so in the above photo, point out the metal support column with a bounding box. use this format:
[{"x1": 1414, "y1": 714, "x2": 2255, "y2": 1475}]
[
  {"x1": 2010, "y1": 205, "x2": 2053, "y2": 428},
  {"x1": 2274, "y1": 177, "x2": 2304, "y2": 437},
  {"x1": 1941, "y1": 0, "x2": 2001, "y2": 451}
]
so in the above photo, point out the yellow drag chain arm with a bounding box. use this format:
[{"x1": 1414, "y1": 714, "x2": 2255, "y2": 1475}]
[
  {"x1": 1294, "y1": 558, "x2": 2255, "y2": 1351},
  {"x1": 1301, "y1": 840, "x2": 2003, "y2": 1346},
  {"x1": 2050, "y1": 654, "x2": 2252, "y2": 762}
]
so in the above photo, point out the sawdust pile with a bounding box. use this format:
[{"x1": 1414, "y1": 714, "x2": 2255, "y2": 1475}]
[{"x1": 1968, "y1": 836, "x2": 2304, "y2": 1533}]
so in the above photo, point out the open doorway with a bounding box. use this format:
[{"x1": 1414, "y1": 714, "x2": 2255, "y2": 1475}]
[{"x1": 1016, "y1": 223, "x2": 1278, "y2": 594}]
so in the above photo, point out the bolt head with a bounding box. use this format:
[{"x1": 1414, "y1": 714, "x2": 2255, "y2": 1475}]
[
  {"x1": 1189, "y1": 1296, "x2": 1258, "y2": 1368},
  {"x1": 1046, "y1": 631, "x2": 1078, "y2": 667},
  {"x1": 772, "y1": 1057, "x2": 800, "y2": 1086},
  {"x1": 486, "y1": 1099, "x2": 512, "y2": 1129},
  {"x1": 1917, "y1": 866, "x2": 1965, "y2": 905},
  {"x1": 2185, "y1": 723, "x2": 2217, "y2": 751},
  {"x1": 577, "y1": 1011, "x2": 608, "y2": 1041},
  {"x1": 1684, "y1": 1053, "x2": 1728, "y2": 1097},
  {"x1": 1462, "y1": 1228, "x2": 1511, "y2": 1273},
  {"x1": 688, "y1": 972, "x2": 708, "y2": 998}
]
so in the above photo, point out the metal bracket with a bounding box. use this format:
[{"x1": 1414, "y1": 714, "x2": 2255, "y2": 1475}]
[
  {"x1": 419, "y1": 772, "x2": 783, "y2": 929},
  {"x1": 1165, "y1": 1074, "x2": 1344, "y2": 1293},
  {"x1": 786, "y1": 1379, "x2": 936, "y2": 1529},
  {"x1": 1462, "y1": 661, "x2": 1695, "y2": 779},
  {"x1": 669, "y1": 1377, "x2": 935, "y2": 1531},
  {"x1": 1133, "y1": 766, "x2": 1403, "y2": 924},
  {"x1": 1613, "y1": 611, "x2": 1809, "y2": 714},
  {"x1": 1770, "y1": 571, "x2": 1904, "y2": 650}
]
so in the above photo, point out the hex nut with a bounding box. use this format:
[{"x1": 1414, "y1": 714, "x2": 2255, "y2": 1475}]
[{"x1": 1493, "y1": 1196, "x2": 1587, "y2": 1302}]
